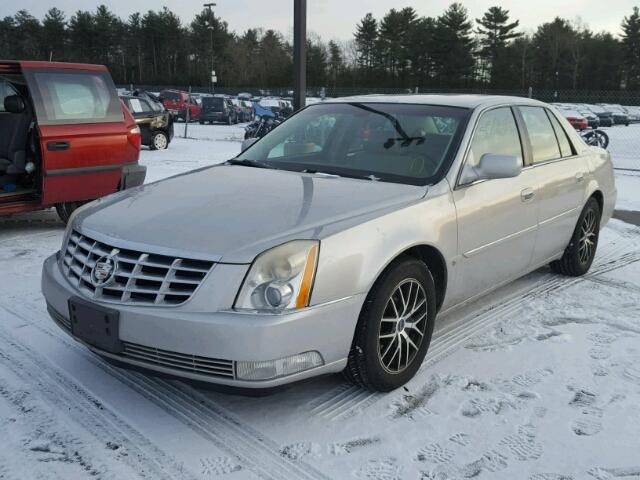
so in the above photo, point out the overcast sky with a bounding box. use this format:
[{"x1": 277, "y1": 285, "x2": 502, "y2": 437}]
[{"x1": 2, "y1": 1, "x2": 637, "y2": 40}]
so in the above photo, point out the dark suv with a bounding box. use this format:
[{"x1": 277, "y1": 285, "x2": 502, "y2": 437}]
[
  {"x1": 121, "y1": 95, "x2": 174, "y2": 150},
  {"x1": 199, "y1": 96, "x2": 237, "y2": 125}
]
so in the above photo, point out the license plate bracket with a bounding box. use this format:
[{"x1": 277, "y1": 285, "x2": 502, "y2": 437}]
[{"x1": 68, "y1": 297, "x2": 123, "y2": 354}]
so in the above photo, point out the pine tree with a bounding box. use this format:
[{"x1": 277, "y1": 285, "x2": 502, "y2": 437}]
[
  {"x1": 621, "y1": 6, "x2": 640, "y2": 89},
  {"x1": 328, "y1": 40, "x2": 343, "y2": 88},
  {"x1": 354, "y1": 13, "x2": 378, "y2": 72},
  {"x1": 42, "y1": 8, "x2": 67, "y2": 61},
  {"x1": 432, "y1": 3, "x2": 475, "y2": 87},
  {"x1": 476, "y1": 6, "x2": 521, "y2": 87}
]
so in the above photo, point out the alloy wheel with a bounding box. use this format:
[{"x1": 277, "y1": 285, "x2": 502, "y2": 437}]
[
  {"x1": 578, "y1": 209, "x2": 597, "y2": 264},
  {"x1": 377, "y1": 278, "x2": 427, "y2": 374}
]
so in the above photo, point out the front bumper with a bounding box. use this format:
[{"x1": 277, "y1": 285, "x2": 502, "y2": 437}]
[{"x1": 41, "y1": 254, "x2": 363, "y2": 388}]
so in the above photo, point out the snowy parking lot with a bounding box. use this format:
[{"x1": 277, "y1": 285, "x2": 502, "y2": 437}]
[{"x1": 1, "y1": 122, "x2": 640, "y2": 479}]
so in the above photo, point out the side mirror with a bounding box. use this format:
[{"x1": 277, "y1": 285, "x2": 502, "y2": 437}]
[
  {"x1": 460, "y1": 153, "x2": 522, "y2": 185},
  {"x1": 241, "y1": 137, "x2": 259, "y2": 151}
]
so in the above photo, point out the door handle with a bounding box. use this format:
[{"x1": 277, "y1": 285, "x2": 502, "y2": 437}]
[
  {"x1": 575, "y1": 172, "x2": 585, "y2": 183},
  {"x1": 521, "y1": 188, "x2": 535, "y2": 202},
  {"x1": 47, "y1": 141, "x2": 70, "y2": 151}
]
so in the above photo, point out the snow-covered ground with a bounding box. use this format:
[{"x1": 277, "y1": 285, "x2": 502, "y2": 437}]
[{"x1": 1, "y1": 122, "x2": 640, "y2": 480}]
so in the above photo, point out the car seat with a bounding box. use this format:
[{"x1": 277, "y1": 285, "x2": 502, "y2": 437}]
[{"x1": 0, "y1": 95, "x2": 32, "y2": 175}]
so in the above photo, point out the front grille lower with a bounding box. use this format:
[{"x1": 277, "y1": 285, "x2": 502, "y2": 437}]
[
  {"x1": 62, "y1": 230, "x2": 214, "y2": 306},
  {"x1": 122, "y1": 342, "x2": 235, "y2": 378},
  {"x1": 48, "y1": 305, "x2": 235, "y2": 379}
]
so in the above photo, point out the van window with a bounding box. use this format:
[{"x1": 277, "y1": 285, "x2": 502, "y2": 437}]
[
  {"x1": 520, "y1": 106, "x2": 562, "y2": 164},
  {"x1": 28, "y1": 70, "x2": 122, "y2": 125}
]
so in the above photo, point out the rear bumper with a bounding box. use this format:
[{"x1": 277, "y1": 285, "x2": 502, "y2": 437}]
[
  {"x1": 120, "y1": 163, "x2": 146, "y2": 189},
  {"x1": 41, "y1": 254, "x2": 362, "y2": 388}
]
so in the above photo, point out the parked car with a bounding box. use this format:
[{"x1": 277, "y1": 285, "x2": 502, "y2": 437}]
[
  {"x1": 199, "y1": 96, "x2": 237, "y2": 124},
  {"x1": 623, "y1": 105, "x2": 640, "y2": 123},
  {"x1": 576, "y1": 109, "x2": 600, "y2": 129},
  {"x1": 240, "y1": 99, "x2": 255, "y2": 122},
  {"x1": 121, "y1": 95, "x2": 174, "y2": 150},
  {"x1": 557, "y1": 108, "x2": 589, "y2": 130},
  {"x1": 597, "y1": 103, "x2": 629, "y2": 126},
  {"x1": 42, "y1": 95, "x2": 616, "y2": 392},
  {"x1": 0, "y1": 60, "x2": 145, "y2": 223},
  {"x1": 584, "y1": 104, "x2": 614, "y2": 127},
  {"x1": 159, "y1": 89, "x2": 201, "y2": 122}
]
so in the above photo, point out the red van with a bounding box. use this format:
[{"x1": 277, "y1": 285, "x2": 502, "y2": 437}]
[
  {"x1": 160, "y1": 89, "x2": 201, "y2": 122},
  {"x1": 0, "y1": 61, "x2": 145, "y2": 222}
]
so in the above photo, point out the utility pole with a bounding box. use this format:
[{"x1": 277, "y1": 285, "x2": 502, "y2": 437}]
[
  {"x1": 293, "y1": 0, "x2": 306, "y2": 111},
  {"x1": 204, "y1": 3, "x2": 216, "y2": 94}
]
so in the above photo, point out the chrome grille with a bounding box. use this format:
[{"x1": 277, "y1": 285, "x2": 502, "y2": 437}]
[
  {"x1": 122, "y1": 342, "x2": 235, "y2": 378},
  {"x1": 62, "y1": 230, "x2": 213, "y2": 306}
]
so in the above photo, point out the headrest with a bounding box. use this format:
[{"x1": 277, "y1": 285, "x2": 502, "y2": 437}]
[{"x1": 4, "y1": 95, "x2": 25, "y2": 114}]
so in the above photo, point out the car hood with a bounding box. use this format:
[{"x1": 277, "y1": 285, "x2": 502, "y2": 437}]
[{"x1": 77, "y1": 165, "x2": 427, "y2": 263}]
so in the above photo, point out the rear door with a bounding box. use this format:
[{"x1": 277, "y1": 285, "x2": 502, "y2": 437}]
[
  {"x1": 25, "y1": 67, "x2": 128, "y2": 205},
  {"x1": 518, "y1": 106, "x2": 586, "y2": 265}
]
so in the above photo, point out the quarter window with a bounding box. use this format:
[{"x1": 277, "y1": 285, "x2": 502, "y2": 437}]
[
  {"x1": 467, "y1": 107, "x2": 523, "y2": 168},
  {"x1": 520, "y1": 106, "x2": 562, "y2": 164},
  {"x1": 547, "y1": 111, "x2": 574, "y2": 157}
]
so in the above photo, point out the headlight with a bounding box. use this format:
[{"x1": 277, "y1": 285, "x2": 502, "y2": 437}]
[{"x1": 235, "y1": 240, "x2": 319, "y2": 311}]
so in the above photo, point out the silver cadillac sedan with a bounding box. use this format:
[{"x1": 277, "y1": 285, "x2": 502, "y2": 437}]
[{"x1": 42, "y1": 95, "x2": 616, "y2": 392}]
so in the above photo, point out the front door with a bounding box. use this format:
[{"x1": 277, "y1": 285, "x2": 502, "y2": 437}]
[
  {"x1": 451, "y1": 107, "x2": 538, "y2": 304},
  {"x1": 25, "y1": 67, "x2": 128, "y2": 206}
]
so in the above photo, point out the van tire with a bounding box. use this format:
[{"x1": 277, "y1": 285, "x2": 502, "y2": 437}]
[{"x1": 55, "y1": 202, "x2": 85, "y2": 224}]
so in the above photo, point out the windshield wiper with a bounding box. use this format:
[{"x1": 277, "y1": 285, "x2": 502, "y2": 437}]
[
  {"x1": 303, "y1": 169, "x2": 380, "y2": 182},
  {"x1": 226, "y1": 159, "x2": 277, "y2": 169}
]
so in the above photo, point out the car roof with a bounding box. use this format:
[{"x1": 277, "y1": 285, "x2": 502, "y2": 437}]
[
  {"x1": 1, "y1": 60, "x2": 108, "y2": 72},
  {"x1": 324, "y1": 94, "x2": 548, "y2": 109}
]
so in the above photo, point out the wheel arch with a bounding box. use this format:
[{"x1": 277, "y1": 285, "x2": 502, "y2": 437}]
[{"x1": 378, "y1": 244, "x2": 448, "y2": 312}]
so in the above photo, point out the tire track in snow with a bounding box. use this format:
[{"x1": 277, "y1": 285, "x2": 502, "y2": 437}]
[
  {"x1": 0, "y1": 324, "x2": 196, "y2": 480},
  {"x1": 3, "y1": 302, "x2": 331, "y2": 480},
  {"x1": 310, "y1": 231, "x2": 640, "y2": 420}
]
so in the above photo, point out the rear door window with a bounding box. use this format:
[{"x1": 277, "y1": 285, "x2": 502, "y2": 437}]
[
  {"x1": 27, "y1": 69, "x2": 122, "y2": 125},
  {"x1": 519, "y1": 106, "x2": 561, "y2": 164}
]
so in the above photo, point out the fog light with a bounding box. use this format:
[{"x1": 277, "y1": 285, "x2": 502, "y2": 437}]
[{"x1": 236, "y1": 351, "x2": 324, "y2": 381}]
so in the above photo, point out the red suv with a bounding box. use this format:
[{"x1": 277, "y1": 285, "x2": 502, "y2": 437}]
[
  {"x1": 159, "y1": 89, "x2": 201, "y2": 122},
  {"x1": 0, "y1": 61, "x2": 145, "y2": 222}
]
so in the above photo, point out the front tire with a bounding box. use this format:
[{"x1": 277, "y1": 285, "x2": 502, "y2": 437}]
[
  {"x1": 344, "y1": 258, "x2": 436, "y2": 392},
  {"x1": 550, "y1": 197, "x2": 600, "y2": 276}
]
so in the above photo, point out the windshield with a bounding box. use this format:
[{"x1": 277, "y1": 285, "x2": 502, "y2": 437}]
[{"x1": 237, "y1": 102, "x2": 469, "y2": 185}]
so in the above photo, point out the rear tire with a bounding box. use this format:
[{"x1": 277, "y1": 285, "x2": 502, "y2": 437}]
[
  {"x1": 344, "y1": 258, "x2": 436, "y2": 392},
  {"x1": 150, "y1": 131, "x2": 169, "y2": 150},
  {"x1": 550, "y1": 197, "x2": 600, "y2": 276}
]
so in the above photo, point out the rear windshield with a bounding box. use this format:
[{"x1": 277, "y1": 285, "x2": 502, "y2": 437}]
[
  {"x1": 161, "y1": 91, "x2": 182, "y2": 101},
  {"x1": 202, "y1": 97, "x2": 225, "y2": 110},
  {"x1": 239, "y1": 102, "x2": 470, "y2": 186},
  {"x1": 26, "y1": 69, "x2": 122, "y2": 125}
]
